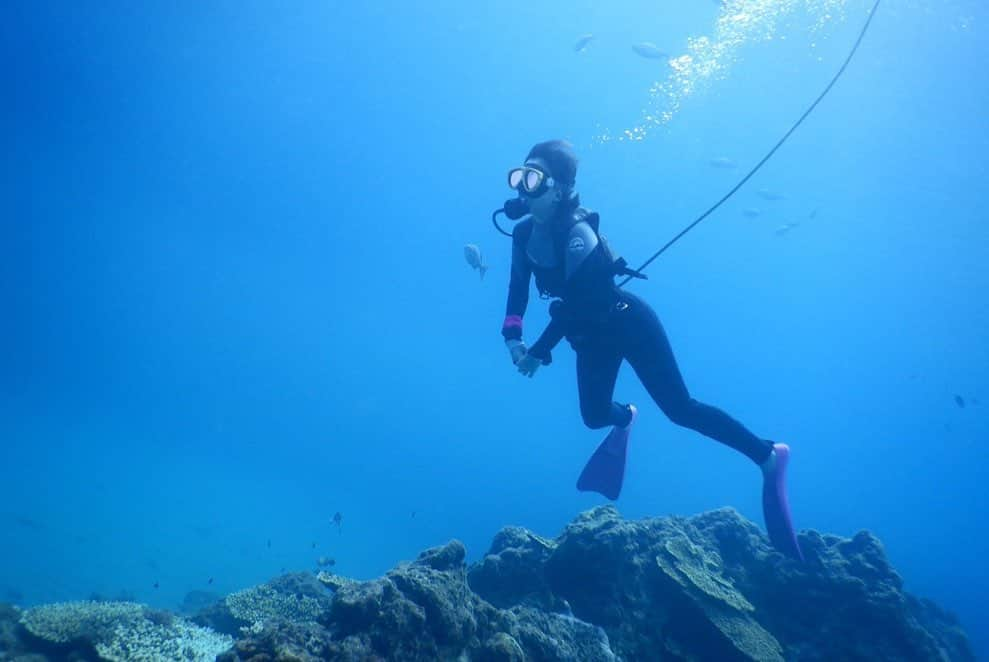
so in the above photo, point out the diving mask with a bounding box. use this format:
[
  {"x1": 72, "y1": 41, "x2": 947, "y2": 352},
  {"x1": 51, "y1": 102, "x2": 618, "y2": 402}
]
[{"x1": 507, "y1": 166, "x2": 555, "y2": 197}]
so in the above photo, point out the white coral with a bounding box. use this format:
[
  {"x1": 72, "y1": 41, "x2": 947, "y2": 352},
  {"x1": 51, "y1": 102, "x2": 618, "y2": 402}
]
[
  {"x1": 225, "y1": 584, "x2": 323, "y2": 629},
  {"x1": 19, "y1": 600, "x2": 232, "y2": 661}
]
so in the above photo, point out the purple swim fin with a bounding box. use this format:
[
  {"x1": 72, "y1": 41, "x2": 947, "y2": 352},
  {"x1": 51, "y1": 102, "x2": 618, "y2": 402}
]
[
  {"x1": 762, "y1": 443, "x2": 804, "y2": 561},
  {"x1": 577, "y1": 405, "x2": 637, "y2": 501}
]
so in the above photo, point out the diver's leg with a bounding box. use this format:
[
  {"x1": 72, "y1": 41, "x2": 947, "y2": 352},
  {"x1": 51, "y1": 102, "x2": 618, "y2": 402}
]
[
  {"x1": 576, "y1": 340, "x2": 629, "y2": 430},
  {"x1": 621, "y1": 298, "x2": 773, "y2": 465},
  {"x1": 621, "y1": 298, "x2": 802, "y2": 558},
  {"x1": 575, "y1": 338, "x2": 635, "y2": 500}
]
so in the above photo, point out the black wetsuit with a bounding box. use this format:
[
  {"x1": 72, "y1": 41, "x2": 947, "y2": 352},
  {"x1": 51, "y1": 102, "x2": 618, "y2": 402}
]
[{"x1": 501, "y1": 202, "x2": 773, "y2": 465}]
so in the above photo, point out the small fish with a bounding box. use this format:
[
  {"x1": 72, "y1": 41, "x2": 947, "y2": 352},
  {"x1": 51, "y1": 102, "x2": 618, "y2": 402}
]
[
  {"x1": 757, "y1": 188, "x2": 785, "y2": 201},
  {"x1": 708, "y1": 157, "x2": 737, "y2": 169},
  {"x1": 317, "y1": 556, "x2": 336, "y2": 567},
  {"x1": 742, "y1": 208, "x2": 761, "y2": 219},
  {"x1": 332, "y1": 511, "x2": 343, "y2": 534},
  {"x1": 12, "y1": 515, "x2": 43, "y2": 530},
  {"x1": 411, "y1": 511, "x2": 416, "y2": 519},
  {"x1": 574, "y1": 34, "x2": 595, "y2": 53},
  {"x1": 311, "y1": 542, "x2": 317, "y2": 549},
  {"x1": 632, "y1": 42, "x2": 668, "y2": 60},
  {"x1": 266, "y1": 539, "x2": 271, "y2": 549},
  {"x1": 208, "y1": 577, "x2": 214, "y2": 585},
  {"x1": 775, "y1": 222, "x2": 799, "y2": 236},
  {"x1": 809, "y1": 208, "x2": 819, "y2": 220},
  {"x1": 954, "y1": 394, "x2": 966, "y2": 408},
  {"x1": 153, "y1": 581, "x2": 159, "y2": 590},
  {"x1": 463, "y1": 244, "x2": 488, "y2": 280}
]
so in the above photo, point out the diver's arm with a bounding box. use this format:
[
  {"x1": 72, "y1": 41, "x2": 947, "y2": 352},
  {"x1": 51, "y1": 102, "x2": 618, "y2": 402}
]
[
  {"x1": 502, "y1": 224, "x2": 532, "y2": 342},
  {"x1": 527, "y1": 298, "x2": 571, "y2": 364},
  {"x1": 526, "y1": 315, "x2": 564, "y2": 365}
]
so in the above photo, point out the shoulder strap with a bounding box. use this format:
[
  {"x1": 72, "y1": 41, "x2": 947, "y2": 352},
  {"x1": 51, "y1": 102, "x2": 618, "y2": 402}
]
[
  {"x1": 572, "y1": 207, "x2": 648, "y2": 281},
  {"x1": 564, "y1": 219, "x2": 600, "y2": 281},
  {"x1": 572, "y1": 207, "x2": 600, "y2": 234}
]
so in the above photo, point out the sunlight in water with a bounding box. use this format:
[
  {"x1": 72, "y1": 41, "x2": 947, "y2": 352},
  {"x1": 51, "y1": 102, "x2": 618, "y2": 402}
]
[{"x1": 594, "y1": 0, "x2": 850, "y2": 144}]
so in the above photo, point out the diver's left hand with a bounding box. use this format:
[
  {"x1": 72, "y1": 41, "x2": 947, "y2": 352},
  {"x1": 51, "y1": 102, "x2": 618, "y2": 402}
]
[{"x1": 516, "y1": 352, "x2": 542, "y2": 378}]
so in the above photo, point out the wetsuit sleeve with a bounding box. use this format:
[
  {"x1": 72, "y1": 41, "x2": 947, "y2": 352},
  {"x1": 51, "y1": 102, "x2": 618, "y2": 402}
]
[
  {"x1": 526, "y1": 306, "x2": 566, "y2": 364},
  {"x1": 502, "y1": 223, "x2": 532, "y2": 341}
]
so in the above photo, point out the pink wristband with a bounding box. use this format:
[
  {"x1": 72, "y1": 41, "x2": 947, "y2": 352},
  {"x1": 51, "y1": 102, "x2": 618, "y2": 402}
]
[{"x1": 502, "y1": 315, "x2": 523, "y2": 330}]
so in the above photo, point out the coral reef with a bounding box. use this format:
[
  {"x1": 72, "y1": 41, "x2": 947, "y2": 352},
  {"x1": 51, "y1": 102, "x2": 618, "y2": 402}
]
[
  {"x1": 0, "y1": 507, "x2": 975, "y2": 661},
  {"x1": 14, "y1": 600, "x2": 231, "y2": 661},
  {"x1": 218, "y1": 540, "x2": 615, "y2": 662},
  {"x1": 0, "y1": 603, "x2": 29, "y2": 658},
  {"x1": 226, "y1": 585, "x2": 324, "y2": 630},
  {"x1": 193, "y1": 572, "x2": 336, "y2": 640},
  {"x1": 216, "y1": 507, "x2": 972, "y2": 661},
  {"x1": 477, "y1": 506, "x2": 974, "y2": 661}
]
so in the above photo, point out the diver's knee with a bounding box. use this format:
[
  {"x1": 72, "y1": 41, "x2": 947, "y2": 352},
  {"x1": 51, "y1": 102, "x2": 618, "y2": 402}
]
[
  {"x1": 580, "y1": 407, "x2": 612, "y2": 430},
  {"x1": 663, "y1": 398, "x2": 699, "y2": 427}
]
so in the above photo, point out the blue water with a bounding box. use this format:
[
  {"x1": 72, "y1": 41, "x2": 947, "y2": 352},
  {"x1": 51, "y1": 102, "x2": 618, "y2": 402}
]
[{"x1": 2, "y1": 0, "x2": 987, "y2": 657}]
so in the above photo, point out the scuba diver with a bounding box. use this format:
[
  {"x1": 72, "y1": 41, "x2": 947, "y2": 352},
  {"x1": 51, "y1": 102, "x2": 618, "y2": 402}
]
[{"x1": 499, "y1": 140, "x2": 803, "y2": 560}]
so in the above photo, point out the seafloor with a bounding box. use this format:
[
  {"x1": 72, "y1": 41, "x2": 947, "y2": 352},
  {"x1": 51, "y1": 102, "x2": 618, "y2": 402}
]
[{"x1": 0, "y1": 506, "x2": 974, "y2": 661}]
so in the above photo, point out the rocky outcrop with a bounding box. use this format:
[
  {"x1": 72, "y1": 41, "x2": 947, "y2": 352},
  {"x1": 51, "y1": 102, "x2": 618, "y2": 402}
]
[
  {"x1": 471, "y1": 506, "x2": 973, "y2": 661},
  {"x1": 0, "y1": 507, "x2": 974, "y2": 661},
  {"x1": 218, "y1": 539, "x2": 617, "y2": 661}
]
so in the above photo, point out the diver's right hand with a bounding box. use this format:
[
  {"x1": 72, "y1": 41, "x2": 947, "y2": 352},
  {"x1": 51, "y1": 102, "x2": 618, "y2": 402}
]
[
  {"x1": 516, "y1": 352, "x2": 541, "y2": 378},
  {"x1": 506, "y1": 339, "x2": 528, "y2": 365}
]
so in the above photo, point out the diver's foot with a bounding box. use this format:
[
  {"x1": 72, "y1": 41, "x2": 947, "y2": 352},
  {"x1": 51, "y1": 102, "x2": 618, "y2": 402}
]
[
  {"x1": 577, "y1": 405, "x2": 637, "y2": 500},
  {"x1": 761, "y1": 443, "x2": 804, "y2": 561}
]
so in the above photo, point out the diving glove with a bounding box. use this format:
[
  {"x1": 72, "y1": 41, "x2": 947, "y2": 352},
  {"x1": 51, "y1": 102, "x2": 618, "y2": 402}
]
[
  {"x1": 516, "y1": 352, "x2": 541, "y2": 378},
  {"x1": 506, "y1": 339, "x2": 528, "y2": 365}
]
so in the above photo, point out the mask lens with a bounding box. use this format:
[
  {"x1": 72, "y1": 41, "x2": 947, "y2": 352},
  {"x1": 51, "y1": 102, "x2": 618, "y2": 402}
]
[
  {"x1": 508, "y1": 168, "x2": 524, "y2": 190},
  {"x1": 524, "y1": 168, "x2": 544, "y2": 193}
]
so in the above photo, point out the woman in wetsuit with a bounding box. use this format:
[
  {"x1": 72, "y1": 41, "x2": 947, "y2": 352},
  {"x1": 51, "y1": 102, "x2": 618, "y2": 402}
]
[{"x1": 500, "y1": 140, "x2": 802, "y2": 560}]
